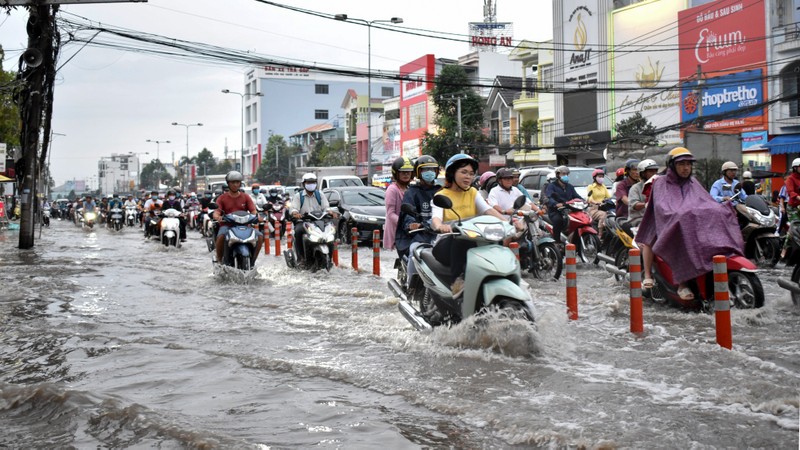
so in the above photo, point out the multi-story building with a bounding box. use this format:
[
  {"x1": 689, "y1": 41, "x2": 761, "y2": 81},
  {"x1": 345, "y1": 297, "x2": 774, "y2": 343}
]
[
  {"x1": 98, "y1": 153, "x2": 141, "y2": 195},
  {"x1": 240, "y1": 66, "x2": 397, "y2": 179}
]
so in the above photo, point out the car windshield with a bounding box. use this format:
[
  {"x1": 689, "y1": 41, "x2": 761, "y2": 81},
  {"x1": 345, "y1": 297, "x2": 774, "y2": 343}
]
[
  {"x1": 329, "y1": 178, "x2": 362, "y2": 187},
  {"x1": 568, "y1": 169, "x2": 596, "y2": 187},
  {"x1": 342, "y1": 190, "x2": 384, "y2": 206}
]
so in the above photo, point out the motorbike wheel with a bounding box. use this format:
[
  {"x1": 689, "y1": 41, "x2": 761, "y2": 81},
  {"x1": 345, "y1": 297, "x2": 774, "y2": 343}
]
[
  {"x1": 578, "y1": 233, "x2": 600, "y2": 264},
  {"x1": 791, "y1": 265, "x2": 800, "y2": 307},
  {"x1": 162, "y1": 236, "x2": 169, "y2": 247},
  {"x1": 491, "y1": 296, "x2": 533, "y2": 321},
  {"x1": 235, "y1": 254, "x2": 251, "y2": 271},
  {"x1": 532, "y1": 242, "x2": 562, "y2": 280},
  {"x1": 753, "y1": 238, "x2": 781, "y2": 268},
  {"x1": 337, "y1": 221, "x2": 351, "y2": 245},
  {"x1": 728, "y1": 271, "x2": 765, "y2": 309},
  {"x1": 613, "y1": 248, "x2": 630, "y2": 282}
]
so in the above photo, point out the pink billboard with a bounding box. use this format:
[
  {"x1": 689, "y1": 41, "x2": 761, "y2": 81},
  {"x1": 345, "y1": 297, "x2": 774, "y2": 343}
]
[{"x1": 678, "y1": 0, "x2": 766, "y2": 78}]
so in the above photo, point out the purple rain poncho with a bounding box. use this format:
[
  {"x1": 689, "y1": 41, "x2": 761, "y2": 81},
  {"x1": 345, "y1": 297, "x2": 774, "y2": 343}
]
[{"x1": 636, "y1": 169, "x2": 744, "y2": 285}]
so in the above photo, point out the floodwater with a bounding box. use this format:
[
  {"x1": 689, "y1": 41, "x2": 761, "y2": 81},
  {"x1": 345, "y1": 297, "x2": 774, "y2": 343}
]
[{"x1": 0, "y1": 220, "x2": 798, "y2": 448}]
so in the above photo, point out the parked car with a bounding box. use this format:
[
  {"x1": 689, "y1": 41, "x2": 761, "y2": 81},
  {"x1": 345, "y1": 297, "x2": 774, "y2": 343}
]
[
  {"x1": 519, "y1": 166, "x2": 613, "y2": 203},
  {"x1": 321, "y1": 175, "x2": 363, "y2": 190},
  {"x1": 325, "y1": 186, "x2": 385, "y2": 243}
]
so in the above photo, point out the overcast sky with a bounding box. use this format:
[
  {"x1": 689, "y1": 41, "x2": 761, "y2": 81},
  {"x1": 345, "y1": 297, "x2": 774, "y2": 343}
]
[{"x1": 0, "y1": 0, "x2": 552, "y2": 185}]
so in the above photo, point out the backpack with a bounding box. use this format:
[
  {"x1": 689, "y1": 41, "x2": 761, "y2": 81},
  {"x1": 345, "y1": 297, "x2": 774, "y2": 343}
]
[{"x1": 299, "y1": 190, "x2": 322, "y2": 209}]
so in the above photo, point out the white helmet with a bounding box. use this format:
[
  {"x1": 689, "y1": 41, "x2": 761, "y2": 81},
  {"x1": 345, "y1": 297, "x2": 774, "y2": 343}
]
[
  {"x1": 742, "y1": 171, "x2": 752, "y2": 179},
  {"x1": 793, "y1": 158, "x2": 800, "y2": 169},
  {"x1": 302, "y1": 172, "x2": 317, "y2": 183},
  {"x1": 637, "y1": 159, "x2": 658, "y2": 172},
  {"x1": 721, "y1": 161, "x2": 738, "y2": 172}
]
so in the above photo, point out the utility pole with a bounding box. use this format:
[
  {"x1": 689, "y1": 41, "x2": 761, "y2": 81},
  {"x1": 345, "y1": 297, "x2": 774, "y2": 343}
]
[{"x1": 443, "y1": 94, "x2": 466, "y2": 153}]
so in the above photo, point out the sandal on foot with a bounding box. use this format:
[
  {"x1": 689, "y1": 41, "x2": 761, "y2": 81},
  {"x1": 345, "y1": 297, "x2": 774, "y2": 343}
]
[
  {"x1": 677, "y1": 286, "x2": 694, "y2": 301},
  {"x1": 643, "y1": 278, "x2": 655, "y2": 289}
]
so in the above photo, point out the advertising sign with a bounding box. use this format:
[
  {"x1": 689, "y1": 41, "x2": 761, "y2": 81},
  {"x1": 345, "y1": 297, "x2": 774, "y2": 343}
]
[
  {"x1": 401, "y1": 67, "x2": 428, "y2": 100},
  {"x1": 742, "y1": 131, "x2": 768, "y2": 150},
  {"x1": 563, "y1": 0, "x2": 599, "y2": 87},
  {"x1": 612, "y1": 0, "x2": 683, "y2": 143},
  {"x1": 0, "y1": 143, "x2": 6, "y2": 173},
  {"x1": 678, "y1": 0, "x2": 766, "y2": 78},
  {"x1": 681, "y1": 69, "x2": 764, "y2": 130},
  {"x1": 468, "y1": 22, "x2": 514, "y2": 52}
]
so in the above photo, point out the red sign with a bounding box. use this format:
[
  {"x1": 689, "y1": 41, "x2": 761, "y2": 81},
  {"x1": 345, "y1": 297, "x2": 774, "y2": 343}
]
[{"x1": 678, "y1": 0, "x2": 766, "y2": 78}]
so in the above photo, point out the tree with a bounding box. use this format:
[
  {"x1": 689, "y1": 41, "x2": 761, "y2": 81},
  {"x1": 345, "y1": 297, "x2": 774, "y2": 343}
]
[
  {"x1": 256, "y1": 134, "x2": 300, "y2": 185},
  {"x1": 0, "y1": 50, "x2": 20, "y2": 149},
  {"x1": 194, "y1": 147, "x2": 216, "y2": 174},
  {"x1": 615, "y1": 112, "x2": 658, "y2": 145},
  {"x1": 67, "y1": 189, "x2": 76, "y2": 201},
  {"x1": 421, "y1": 64, "x2": 487, "y2": 162},
  {"x1": 139, "y1": 159, "x2": 172, "y2": 190},
  {"x1": 217, "y1": 159, "x2": 233, "y2": 173}
]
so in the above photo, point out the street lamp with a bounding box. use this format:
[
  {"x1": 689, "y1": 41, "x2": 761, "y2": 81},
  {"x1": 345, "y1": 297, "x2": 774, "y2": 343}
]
[
  {"x1": 171, "y1": 122, "x2": 203, "y2": 191},
  {"x1": 145, "y1": 139, "x2": 170, "y2": 161},
  {"x1": 222, "y1": 89, "x2": 263, "y2": 177},
  {"x1": 335, "y1": 13, "x2": 403, "y2": 185}
]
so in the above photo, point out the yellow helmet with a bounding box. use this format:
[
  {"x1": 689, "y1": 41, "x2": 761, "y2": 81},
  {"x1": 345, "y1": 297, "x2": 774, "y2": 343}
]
[{"x1": 667, "y1": 147, "x2": 696, "y2": 165}]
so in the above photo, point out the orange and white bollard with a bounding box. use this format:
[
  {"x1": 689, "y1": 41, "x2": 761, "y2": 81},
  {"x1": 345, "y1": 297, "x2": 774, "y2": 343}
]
[
  {"x1": 264, "y1": 224, "x2": 271, "y2": 255},
  {"x1": 332, "y1": 239, "x2": 339, "y2": 266},
  {"x1": 629, "y1": 248, "x2": 644, "y2": 334},
  {"x1": 351, "y1": 227, "x2": 359, "y2": 272},
  {"x1": 713, "y1": 255, "x2": 733, "y2": 349},
  {"x1": 566, "y1": 243, "x2": 578, "y2": 320},
  {"x1": 274, "y1": 223, "x2": 281, "y2": 257},
  {"x1": 372, "y1": 230, "x2": 381, "y2": 276},
  {"x1": 509, "y1": 241, "x2": 520, "y2": 261},
  {"x1": 286, "y1": 222, "x2": 293, "y2": 250}
]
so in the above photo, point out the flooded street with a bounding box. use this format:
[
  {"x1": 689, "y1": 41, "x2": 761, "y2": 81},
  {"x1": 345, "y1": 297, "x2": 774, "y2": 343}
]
[{"x1": 0, "y1": 220, "x2": 798, "y2": 448}]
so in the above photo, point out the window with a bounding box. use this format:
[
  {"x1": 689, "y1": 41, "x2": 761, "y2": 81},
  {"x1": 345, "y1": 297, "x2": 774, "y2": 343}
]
[
  {"x1": 409, "y1": 102, "x2": 426, "y2": 130},
  {"x1": 402, "y1": 107, "x2": 408, "y2": 132},
  {"x1": 540, "y1": 65, "x2": 554, "y2": 91},
  {"x1": 252, "y1": 106, "x2": 257, "y2": 123},
  {"x1": 521, "y1": 174, "x2": 541, "y2": 190},
  {"x1": 381, "y1": 86, "x2": 394, "y2": 97},
  {"x1": 315, "y1": 84, "x2": 329, "y2": 94},
  {"x1": 315, "y1": 109, "x2": 329, "y2": 120},
  {"x1": 245, "y1": 105, "x2": 250, "y2": 125},
  {"x1": 540, "y1": 120, "x2": 554, "y2": 145},
  {"x1": 782, "y1": 62, "x2": 800, "y2": 117}
]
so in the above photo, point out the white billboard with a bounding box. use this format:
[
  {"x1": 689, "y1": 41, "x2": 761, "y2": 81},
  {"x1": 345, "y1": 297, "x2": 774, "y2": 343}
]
[
  {"x1": 612, "y1": 0, "x2": 683, "y2": 144},
  {"x1": 563, "y1": 0, "x2": 599, "y2": 87},
  {"x1": 468, "y1": 22, "x2": 514, "y2": 52}
]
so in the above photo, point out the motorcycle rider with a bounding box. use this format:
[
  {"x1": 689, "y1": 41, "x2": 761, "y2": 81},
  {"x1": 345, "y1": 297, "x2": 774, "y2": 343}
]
[
  {"x1": 488, "y1": 167, "x2": 537, "y2": 220},
  {"x1": 161, "y1": 189, "x2": 187, "y2": 242},
  {"x1": 213, "y1": 171, "x2": 264, "y2": 264},
  {"x1": 615, "y1": 159, "x2": 640, "y2": 220},
  {"x1": 543, "y1": 166, "x2": 582, "y2": 245},
  {"x1": 586, "y1": 168, "x2": 611, "y2": 238},
  {"x1": 710, "y1": 161, "x2": 745, "y2": 203},
  {"x1": 249, "y1": 183, "x2": 268, "y2": 210},
  {"x1": 478, "y1": 170, "x2": 496, "y2": 200},
  {"x1": 431, "y1": 154, "x2": 509, "y2": 295},
  {"x1": 627, "y1": 159, "x2": 659, "y2": 228},
  {"x1": 511, "y1": 167, "x2": 534, "y2": 202},
  {"x1": 384, "y1": 156, "x2": 415, "y2": 255},
  {"x1": 82, "y1": 195, "x2": 97, "y2": 214},
  {"x1": 637, "y1": 147, "x2": 744, "y2": 301},
  {"x1": 781, "y1": 158, "x2": 800, "y2": 259},
  {"x1": 400, "y1": 155, "x2": 441, "y2": 289},
  {"x1": 290, "y1": 173, "x2": 337, "y2": 264}
]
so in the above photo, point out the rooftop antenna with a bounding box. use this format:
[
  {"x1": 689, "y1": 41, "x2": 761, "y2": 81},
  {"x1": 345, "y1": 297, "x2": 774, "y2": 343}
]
[{"x1": 483, "y1": 0, "x2": 497, "y2": 23}]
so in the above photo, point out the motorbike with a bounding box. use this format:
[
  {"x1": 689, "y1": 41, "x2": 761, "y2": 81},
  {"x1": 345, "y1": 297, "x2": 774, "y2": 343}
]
[
  {"x1": 560, "y1": 199, "x2": 600, "y2": 263},
  {"x1": 284, "y1": 210, "x2": 336, "y2": 272},
  {"x1": 218, "y1": 210, "x2": 260, "y2": 270},
  {"x1": 82, "y1": 210, "x2": 96, "y2": 230},
  {"x1": 41, "y1": 206, "x2": 50, "y2": 227},
  {"x1": 515, "y1": 209, "x2": 562, "y2": 280},
  {"x1": 596, "y1": 216, "x2": 638, "y2": 282},
  {"x1": 143, "y1": 212, "x2": 160, "y2": 240},
  {"x1": 777, "y1": 224, "x2": 800, "y2": 307},
  {"x1": 644, "y1": 252, "x2": 764, "y2": 311},
  {"x1": 392, "y1": 203, "x2": 438, "y2": 306},
  {"x1": 125, "y1": 206, "x2": 138, "y2": 227},
  {"x1": 108, "y1": 207, "x2": 124, "y2": 232},
  {"x1": 265, "y1": 199, "x2": 287, "y2": 238},
  {"x1": 187, "y1": 204, "x2": 201, "y2": 230},
  {"x1": 159, "y1": 208, "x2": 182, "y2": 247},
  {"x1": 730, "y1": 190, "x2": 781, "y2": 267},
  {"x1": 388, "y1": 195, "x2": 535, "y2": 332}
]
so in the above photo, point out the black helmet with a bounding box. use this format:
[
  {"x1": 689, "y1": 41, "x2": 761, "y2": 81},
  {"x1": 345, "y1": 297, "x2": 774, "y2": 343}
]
[
  {"x1": 269, "y1": 188, "x2": 279, "y2": 196},
  {"x1": 214, "y1": 189, "x2": 222, "y2": 195},
  {"x1": 391, "y1": 156, "x2": 414, "y2": 179},
  {"x1": 414, "y1": 155, "x2": 439, "y2": 178},
  {"x1": 225, "y1": 171, "x2": 244, "y2": 183},
  {"x1": 625, "y1": 159, "x2": 641, "y2": 173},
  {"x1": 444, "y1": 154, "x2": 479, "y2": 184},
  {"x1": 167, "y1": 189, "x2": 176, "y2": 196}
]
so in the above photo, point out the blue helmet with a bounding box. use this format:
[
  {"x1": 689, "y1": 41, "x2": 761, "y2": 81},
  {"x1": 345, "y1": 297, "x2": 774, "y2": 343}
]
[{"x1": 444, "y1": 154, "x2": 479, "y2": 183}]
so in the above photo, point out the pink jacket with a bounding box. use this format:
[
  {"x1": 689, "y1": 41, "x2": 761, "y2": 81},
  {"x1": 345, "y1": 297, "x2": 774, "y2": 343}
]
[{"x1": 383, "y1": 183, "x2": 406, "y2": 249}]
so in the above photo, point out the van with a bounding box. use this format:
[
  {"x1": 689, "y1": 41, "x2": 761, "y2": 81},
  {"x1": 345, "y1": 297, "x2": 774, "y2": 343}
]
[
  {"x1": 320, "y1": 175, "x2": 363, "y2": 190},
  {"x1": 519, "y1": 166, "x2": 612, "y2": 202}
]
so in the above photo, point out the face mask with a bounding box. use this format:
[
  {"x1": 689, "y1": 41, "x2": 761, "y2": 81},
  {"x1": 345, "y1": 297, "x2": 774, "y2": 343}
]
[
  {"x1": 560, "y1": 175, "x2": 569, "y2": 183},
  {"x1": 421, "y1": 171, "x2": 437, "y2": 183},
  {"x1": 305, "y1": 183, "x2": 317, "y2": 192},
  {"x1": 596, "y1": 177, "x2": 604, "y2": 184},
  {"x1": 252, "y1": 189, "x2": 260, "y2": 194},
  {"x1": 168, "y1": 196, "x2": 175, "y2": 201}
]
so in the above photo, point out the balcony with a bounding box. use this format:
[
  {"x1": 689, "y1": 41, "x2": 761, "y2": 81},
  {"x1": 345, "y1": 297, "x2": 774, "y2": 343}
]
[
  {"x1": 774, "y1": 24, "x2": 800, "y2": 53},
  {"x1": 512, "y1": 91, "x2": 538, "y2": 112}
]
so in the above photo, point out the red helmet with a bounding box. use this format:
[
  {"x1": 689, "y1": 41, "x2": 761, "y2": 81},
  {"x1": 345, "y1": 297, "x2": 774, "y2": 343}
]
[
  {"x1": 615, "y1": 168, "x2": 625, "y2": 178},
  {"x1": 592, "y1": 169, "x2": 605, "y2": 179}
]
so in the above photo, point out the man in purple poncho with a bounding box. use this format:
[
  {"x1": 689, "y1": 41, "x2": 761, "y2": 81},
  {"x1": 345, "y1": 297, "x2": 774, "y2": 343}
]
[{"x1": 637, "y1": 147, "x2": 745, "y2": 301}]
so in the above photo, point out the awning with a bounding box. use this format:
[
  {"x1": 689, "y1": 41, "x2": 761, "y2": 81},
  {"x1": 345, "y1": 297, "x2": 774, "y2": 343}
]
[
  {"x1": 765, "y1": 134, "x2": 800, "y2": 155},
  {"x1": 0, "y1": 174, "x2": 12, "y2": 182}
]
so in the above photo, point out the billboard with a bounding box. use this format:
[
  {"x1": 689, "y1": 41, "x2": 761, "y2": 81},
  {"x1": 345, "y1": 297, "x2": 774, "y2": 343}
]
[
  {"x1": 612, "y1": 0, "x2": 683, "y2": 144},
  {"x1": 468, "y1": 22, "x2": 514, "y2": 52},
  {"x1": 680, "y1": 69, "x2": 764, "y2": 130},
  {"x1": 678, "y1": 0, "x2": 766, "y2": 78},
  {"x1": 563, "y1": 0, "x2": 599, "y2": 87}
]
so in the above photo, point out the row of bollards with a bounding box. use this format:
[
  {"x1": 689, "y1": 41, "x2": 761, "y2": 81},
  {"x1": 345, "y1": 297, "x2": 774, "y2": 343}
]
[{"x1": 565, "y1": 244, "x2": 733, "y2": 349}]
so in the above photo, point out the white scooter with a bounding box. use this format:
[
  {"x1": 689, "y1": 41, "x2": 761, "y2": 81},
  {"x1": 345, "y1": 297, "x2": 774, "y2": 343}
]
[
  {"x1": 159, "y1": 208, "x2": 182, "y2": 247},
  {"x1": 125, "y1": 206, "x2": 138, "y2": 227}
]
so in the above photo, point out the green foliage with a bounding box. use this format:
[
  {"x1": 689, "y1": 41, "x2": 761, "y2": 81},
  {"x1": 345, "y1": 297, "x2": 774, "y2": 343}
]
[
  {"x1": 256, "y1": 134, "x2": 301, "y2": 185},
  {"x1": 518, "y1": 120, "x2": 538, "y2": 146},
  {"x1": 0, "y1": 59, "x2": 20, "y2": 149},
  {"x1": 216, "y1": 159, "x2": 233, "y2": 174},
  {"x1": 67, "y1": 189, "x2": 76, "y2": 201},
  {"x1": 422, "y1": 65, "x2": 487, "y2": 159},
  {"x1": 139, "y1": 159, "x2": 172, "y2": 190},
  {"x1": 194, "y1": 148, "x2": 216, "y2": 174},
  {"x1": 615, "y1": 112, "x2": 658, "y2": 145}
]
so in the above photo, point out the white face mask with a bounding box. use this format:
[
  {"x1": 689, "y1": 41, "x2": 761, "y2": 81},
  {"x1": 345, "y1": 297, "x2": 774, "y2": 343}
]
[
  {"x1": 595, "y1": 177, "x2": 604, "y2": 184},
  {"x1": 305, "y1": 183, "x2": 317, "y2": 192}
]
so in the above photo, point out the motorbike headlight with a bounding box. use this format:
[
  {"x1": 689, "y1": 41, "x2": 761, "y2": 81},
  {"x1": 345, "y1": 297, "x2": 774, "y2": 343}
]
[
  {"x1": 481, "y1": 224, "x2": 506, "y2": 241},
  {"x1": 85, "y1": 213, "x2": 96, "y2": 220}
]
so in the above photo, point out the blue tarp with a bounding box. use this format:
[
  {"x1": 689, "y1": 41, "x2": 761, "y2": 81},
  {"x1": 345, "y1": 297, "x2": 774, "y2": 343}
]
[{"x1": 766, "y1": 134, "x2": 800, "y2": 155}]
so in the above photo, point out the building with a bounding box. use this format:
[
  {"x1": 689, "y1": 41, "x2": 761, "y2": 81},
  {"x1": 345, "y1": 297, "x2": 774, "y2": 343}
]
[
  {"x1": 241, "y1": 66, "x2": 397, "y2": 179},
  {"x1": 98, "y1": 153, "x2": 141, "y2": 195}
]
